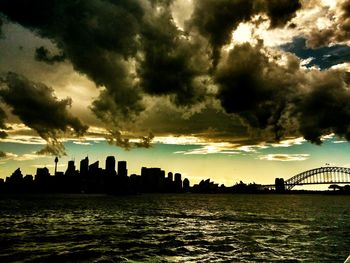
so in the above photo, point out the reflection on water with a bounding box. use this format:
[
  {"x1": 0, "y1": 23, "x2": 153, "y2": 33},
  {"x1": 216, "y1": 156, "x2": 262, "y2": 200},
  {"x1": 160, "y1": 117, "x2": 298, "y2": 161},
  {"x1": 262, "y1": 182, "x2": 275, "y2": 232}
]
[{"x1": 0, "y1": 194, "x2": 349, "y2": 262}]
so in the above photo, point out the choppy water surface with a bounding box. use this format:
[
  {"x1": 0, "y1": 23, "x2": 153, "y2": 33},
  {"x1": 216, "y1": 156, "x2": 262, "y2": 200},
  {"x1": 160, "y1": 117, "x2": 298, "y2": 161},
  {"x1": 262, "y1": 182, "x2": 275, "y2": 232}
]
[{"x1": 0, "y1": 194, "x2": 349, "y2": 262}]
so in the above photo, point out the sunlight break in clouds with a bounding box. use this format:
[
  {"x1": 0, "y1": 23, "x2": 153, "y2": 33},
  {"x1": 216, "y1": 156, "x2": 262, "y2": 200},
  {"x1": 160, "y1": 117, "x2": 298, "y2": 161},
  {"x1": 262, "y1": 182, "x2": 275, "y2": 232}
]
[
  {"x1": 174, "y1": 143, "x2": 240, "y2": 155},
  {"x1": 259, "y1": 154, "x2": 310, "y2": 162},
  {"x1": 153, "y1": 136, "x2": 203, "y2": 145},
  {"x1": 0, "y1": 152, "x2": 47, "y2": 161},
  {"x1": 72, "y1": 141, "x2": 92, "y2": 146},
  {"x1": 15, "y1": 153, "x2": 48, "y2": 161},
  {"x1": 271, "y1": 137, "x2": 306, "y2": 147},
  {"x1": 173, "y1": 142, "x2": 269, "y2": 155},
  {"x1": 1, "y1": 135, "x2": 47, "y2": 145},
  {"x1": 232, "y1": 23, "x2": 253, "y2": 44}
]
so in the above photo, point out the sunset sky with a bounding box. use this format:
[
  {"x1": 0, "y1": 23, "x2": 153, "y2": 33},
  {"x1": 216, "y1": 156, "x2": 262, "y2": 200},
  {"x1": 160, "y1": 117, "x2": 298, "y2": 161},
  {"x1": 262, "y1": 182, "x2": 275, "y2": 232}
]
[{"x1": 1, "y1": 0, "x2": 350, "y2": 187}]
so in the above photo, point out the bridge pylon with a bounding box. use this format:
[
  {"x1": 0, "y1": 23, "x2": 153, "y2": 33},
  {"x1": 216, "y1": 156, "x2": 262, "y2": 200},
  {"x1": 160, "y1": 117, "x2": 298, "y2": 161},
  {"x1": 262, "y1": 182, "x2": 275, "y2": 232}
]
[{"x1": 275, "y1": 178, "x2": 285, "y2": 192}]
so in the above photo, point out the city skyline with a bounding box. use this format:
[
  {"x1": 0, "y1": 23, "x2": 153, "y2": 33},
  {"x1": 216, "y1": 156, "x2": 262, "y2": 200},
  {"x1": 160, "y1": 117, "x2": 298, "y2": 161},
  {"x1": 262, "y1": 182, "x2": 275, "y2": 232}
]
[
  {"x1": 1, "y1": 154, "x2": 194, "y2": 194},
  {"x1": 1, "y1": 1, "x2": 350, "y2": 188},
  {"x1": 2, "y1": 153, "x2": 350, "y2": 195},
  {"x1": 2, "y1": 136, "x2": 350, "y2": 189}
]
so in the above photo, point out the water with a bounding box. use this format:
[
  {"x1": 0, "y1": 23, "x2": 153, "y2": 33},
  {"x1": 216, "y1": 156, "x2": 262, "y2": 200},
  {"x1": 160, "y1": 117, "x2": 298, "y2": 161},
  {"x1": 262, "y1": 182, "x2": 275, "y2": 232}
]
[{"x1": 0, "y1": 194, "x2": 349, "y2": 262}]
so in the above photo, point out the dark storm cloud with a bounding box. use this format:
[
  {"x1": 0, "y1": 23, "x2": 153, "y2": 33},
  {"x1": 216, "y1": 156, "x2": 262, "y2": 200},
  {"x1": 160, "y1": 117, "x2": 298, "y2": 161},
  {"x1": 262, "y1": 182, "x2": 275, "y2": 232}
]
[
  {"x1": 0, "y1": 0, "x2": 145, "y2": 124},
  {"x1": 281, "y1": 37, "x2": 350, "y2": 70},
  {"x1": 134, "y1": 133, "x2": 154, "y2": 148},
  {"x1": 345, "y1": 72, "x2": 350, "y2": 84},
  {"x1": 0, "y1": 150, "x2": 6, "y2": 158},
  {"x1": 106, "y1": 130, "x2": 154, "y2": 150},
  {"x1": 0, "y1": 72, "x2": 88, "y2": 155},
  {"x1": 36, "y1": 140, "x2": 66, "y2": 156},
  {"x1": 3, "y1": 0, "x2": 350, "y2": 148},
  {"x1": 88, "y1": 55, "x2": 144, "y2": 125},
  {"x1": 0, "y1": 0, "x2": 301, "y2": 108},
  {"x1": 306, "y1": 28, "x2": 335, "y2": 49},
  {"x1": 35, "y1": 46, "x2": 65, "y2": 64},
  {"x1": 133, "y1": 97, "x2": 250, "y2": 143},
  {"x1": 0, "y1": 131, "x2": 7, "y2": 139},
  {"x1": 187, "y1": 0, "x2": 301, "y2": 65},
  {"x1": 0, "y1": 102, "x2": 8, "y2": 138},
  {"x1": 0, "y1": 106, "x2": 8, "y2": 139},
  {"x1": 0, "y1": 17, "x2": 3, "y2": 36},
  {"x1": 0, "y1": 0, "x2": 210, "y2": 148},
  {"x1": 137, "y1": 4, "x2": 208, "y2": 106},
  {"x1": 261, "y1": 0, "x2": 301, "y2": 28},
  {"x1": 0, "y1": 106, "x2": 7, "y2": 129},
  {"x1": 307, "y1": 0, "x2": 350, "y2": 48},
  {"x1": 298, "y1": 71, "x2": 350, "y2": 144},
  {"x1": 107, "y1": 130, "x2": 131, "y2": 149},
  {"x1": 214, "y1": 42, "x2": 350, "y2": 144},
  {"x1": 214, "y1": 43, "x2": 300, "y2": 141},
  {"x1": 336, "y1": 0, "x2": 349, "y2": 41},
  {"x1": 187, "y1": 0, "x2": 253, "y2": 66}
]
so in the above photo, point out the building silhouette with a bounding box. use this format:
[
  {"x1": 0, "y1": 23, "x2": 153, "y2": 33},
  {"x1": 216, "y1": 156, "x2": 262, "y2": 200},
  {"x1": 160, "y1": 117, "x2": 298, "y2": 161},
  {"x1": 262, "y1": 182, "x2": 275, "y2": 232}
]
[
  {"x1": 118, "y1": 161, "x2": 127, "y2": 177},
  {"x1": 105, "y1": 156, "x2": 116, "y2": 176},
  {"x1": 65, "y1": 160, "x2": 75, "y2": 176},
  {"x1": 183, "y1": 178, "x2": 190, "y2": 192},
  {"x1": 141, "y1": 167, "x2": 166, "y2": 192},
  {"x1": 275, "y1": 178, "x2": 285, "y2": 192},
  {"x1": 80, "y1": 156, "x2": 89, "y2": 176},
  {"x1": 89, "y1": 161, "x2": 99, "y2": 174},
  {"x1": 174, "y1": 173, "x2": 182, "y2": 192}
]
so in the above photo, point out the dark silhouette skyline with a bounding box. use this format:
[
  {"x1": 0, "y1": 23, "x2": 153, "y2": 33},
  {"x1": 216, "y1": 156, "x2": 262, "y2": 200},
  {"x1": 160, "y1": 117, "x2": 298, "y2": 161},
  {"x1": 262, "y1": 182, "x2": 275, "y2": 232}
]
[
  {"x1": 1, "y1": 155, "x2": 223, "y2": 194},
  {"x1": 0, "y1": 155, "x2": 275, "y2": 194},
  {"x1": 1, "y1": 156, "x2": 350, "y2": 195}
]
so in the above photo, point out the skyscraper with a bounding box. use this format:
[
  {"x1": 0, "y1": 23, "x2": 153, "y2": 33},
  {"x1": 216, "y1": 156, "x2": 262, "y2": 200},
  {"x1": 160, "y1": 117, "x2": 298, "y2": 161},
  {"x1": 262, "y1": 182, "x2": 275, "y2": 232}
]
[
  {"x1": 80, "y1": 156, "x2": 89, "y2": 175},
  {"x1": 105, "y1": 156, "x2": 116, "y2": 175},
  {"x1": 183, "y1": 178, "x2": 190, "y2": 192},
  {"x1": 65, "y1": 160, "x2": 75, "y2": 176},
  {"x1": 118, "y1": 161, "x2": 127, "y2": 177},
  {"x1": 175, "y1": 173, "x2": 181, "y2": 182},
  {"x1": 174, "y1": 173, "x2": 182, "y2": 192},
  {"x1": 168, "y1": 172, "x2": 173, "y2": 182}
]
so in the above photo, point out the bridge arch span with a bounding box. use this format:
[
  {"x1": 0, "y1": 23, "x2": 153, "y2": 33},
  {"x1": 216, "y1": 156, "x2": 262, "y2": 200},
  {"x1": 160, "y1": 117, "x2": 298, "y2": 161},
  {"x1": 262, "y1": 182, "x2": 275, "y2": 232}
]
[{"x1": 284, "y1": 166, "x2": 350, "y2": 190}]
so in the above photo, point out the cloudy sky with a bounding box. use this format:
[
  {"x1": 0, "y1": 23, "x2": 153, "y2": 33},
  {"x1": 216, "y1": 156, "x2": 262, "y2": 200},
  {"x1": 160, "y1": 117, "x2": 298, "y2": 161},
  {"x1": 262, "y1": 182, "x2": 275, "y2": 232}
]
[{"x1": 1, "y1": 0, "x2": 350, "y2": 187}]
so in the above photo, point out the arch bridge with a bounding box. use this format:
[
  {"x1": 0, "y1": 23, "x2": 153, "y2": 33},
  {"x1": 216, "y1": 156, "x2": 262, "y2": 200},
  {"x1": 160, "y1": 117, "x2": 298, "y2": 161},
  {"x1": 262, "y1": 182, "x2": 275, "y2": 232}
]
[{"x1": 283, "y1": 166, "x2": 350, "y2": 190}]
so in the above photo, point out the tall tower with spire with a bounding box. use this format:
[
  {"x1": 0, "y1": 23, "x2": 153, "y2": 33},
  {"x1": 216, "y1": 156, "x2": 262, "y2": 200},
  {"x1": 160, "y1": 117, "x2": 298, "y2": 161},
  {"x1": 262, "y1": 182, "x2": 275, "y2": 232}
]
[{"x1": 54, "y1": 157, "x2": 58, "y2": 175}]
